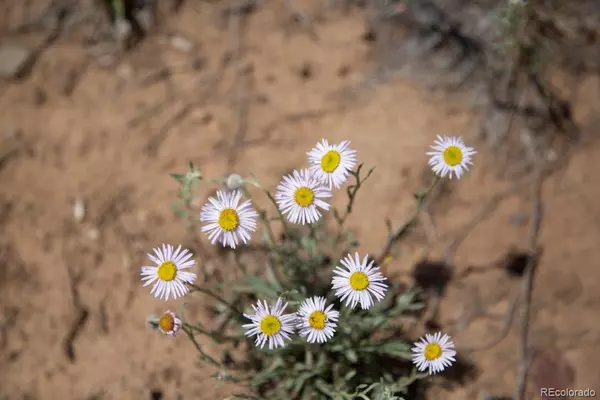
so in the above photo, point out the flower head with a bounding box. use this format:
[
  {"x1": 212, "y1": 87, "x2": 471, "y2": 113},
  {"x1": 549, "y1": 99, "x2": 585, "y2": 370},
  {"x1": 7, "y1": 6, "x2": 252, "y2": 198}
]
[
  {"x1": 412, "y1": 332, "x2": 456, "y2": 374},
  {"x1": 275, "y1": 169, "x2": 332, "y2": 225},
  {"x1": 158, "y1": 310, "x2": 182, "y2": 336},
  {"x1": 332, "y1": 252, "x2": 388, "y2": 310},
  {"x1": 296, "y1": 296, "x2": 339, "y2": 344},
  {"x1": 307, "y1": 139, "x2": 357, "y2": 189},
  {"x1": 426, "y1": 135, "x2": 476, "y2": 179},
  {"x1": 200, "y1": 189, "x2": 258, "y2": 249},
  {"x1": 242, "y1": 298, "x2": 296, "y2": 350},
  {"x1": 140, "y1": 244, "x2": 197, "y2": 301}
]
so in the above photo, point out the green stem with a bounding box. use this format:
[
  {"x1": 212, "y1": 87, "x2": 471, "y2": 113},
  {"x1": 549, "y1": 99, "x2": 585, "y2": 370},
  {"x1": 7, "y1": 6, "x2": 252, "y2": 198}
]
[
  {"x1": 334, "y1": 164, "x2": 375, "y2": 242},
  {"x1": 247, "y1": 175, "x2": 291, "y2": 236},
  {"x1": 182, "y1": 324, "x2": 221, "y2": 367},
  {"x1": 188, "y1": 283, "x2": 242, "y2": 316},
  {"x1": 242, "y1": 182, "x2": 288, "y2": 287},
  {"x1": 112, "y1": 0, "x2": 125, "y2": 18},
  {"x1": 184, "y1": 322, "x2": 240, "y2": 344},
  {"x1": 376, "y1": 175, "x2": 441, "y2": 265}
]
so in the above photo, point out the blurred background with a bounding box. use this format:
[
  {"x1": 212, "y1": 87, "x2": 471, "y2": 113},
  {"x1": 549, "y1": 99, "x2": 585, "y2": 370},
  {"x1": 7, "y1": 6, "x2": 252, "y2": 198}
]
[{"x1": 1, "y1": 0, "x2": 599, "y2": 399}]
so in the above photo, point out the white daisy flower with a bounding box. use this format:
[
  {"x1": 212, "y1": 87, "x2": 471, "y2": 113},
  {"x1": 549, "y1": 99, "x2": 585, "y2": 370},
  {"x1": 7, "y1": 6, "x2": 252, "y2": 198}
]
[
  {"x1": 242, "y1": 298, "x2": 296, "y2": 350},
  {"x1": 426, "y1": 135, "x2": 476, "y2": 179},
  {"x1": 200, "y1": 189, "x2": 258, "y2": 249},
  {"x1": 296, "y1": 296, "x2": 340, "y2": 344},
  {"x1": 275, "y1": 169, "x2": 332, "y2": 225},
  {"x1": 412, "y1": 332, "x2": 456, "y2": 375},
  {"x1": 140, "y1": 244, "x2": 197, "y2": 301},
  {"x1": 158, "y1": 310, "x2": 182, "y2": 336},
  {"x1": 307, "y1": 139, "x2": 357, "y2": 189},
  {"x1": 332, "y1": 252, "x2": 388, "y2": 310}
]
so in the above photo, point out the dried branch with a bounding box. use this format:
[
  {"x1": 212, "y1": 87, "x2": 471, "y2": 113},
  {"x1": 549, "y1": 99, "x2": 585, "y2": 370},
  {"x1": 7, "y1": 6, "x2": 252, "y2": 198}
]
[{"x1": 515, "y1": 165, "x2": 544, "y2": 400}]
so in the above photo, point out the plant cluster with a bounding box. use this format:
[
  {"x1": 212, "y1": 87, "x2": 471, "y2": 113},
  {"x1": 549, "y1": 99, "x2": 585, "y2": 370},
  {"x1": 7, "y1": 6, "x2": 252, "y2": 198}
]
[{"x1": 142, "y1": 136, "x2": 476, "y2": 399}]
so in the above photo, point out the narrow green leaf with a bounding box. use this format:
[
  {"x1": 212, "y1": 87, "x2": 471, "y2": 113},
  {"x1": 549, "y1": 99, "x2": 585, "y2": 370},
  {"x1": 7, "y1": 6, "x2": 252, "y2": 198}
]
[
  {"x1": 250, "y1": 357, "x2": 285, "y2": 387},
  {"x1": 292, "y1": 371, "x2": 316, "y2": 396},
  {"x1": 343, "y1": 370, "x2": 357, "y2": 381},
  {"x1": 345, "y1": 349, "x2": 358, "y2": 363},
  {"x1": 245, "y1": 275, "x2": 279, "y2": 298},
  {"x1": 170, "y1": 173, "x2": 185, "y2": 184}
]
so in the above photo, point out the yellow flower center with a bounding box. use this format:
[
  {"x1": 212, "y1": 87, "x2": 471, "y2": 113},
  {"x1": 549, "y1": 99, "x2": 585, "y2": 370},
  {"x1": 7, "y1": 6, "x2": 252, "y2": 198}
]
[
  {"x1": 349, "y1": 271, "x2": 369, "y2": 291},
  {"x1": 424, "y1": 343, "x2": 443, "y2": 361},
  {"x1": 294, "y1": 187, "x2": 315, "y2": 207},
  {"x1": 442, "y1": 145, "x2": 463, "y2": 166},
  {"x1": 218, "y1": 208, "x2": 239, "y2": 231},
  {"x1": 157, "y1": 261, "x2": 177, "y2": 281},
  {"x1": 259, "y1": 315, "x2": 281, "y2": 336},
  {"x1": 159, "y1": 313, "x2": 175, "y2": 332},
  {"x1": 308, "y1": 310, "x2": 327, "y2": 330},
  {"x1": 320, "y1": 150, "x2": 341, "y2": 173}
]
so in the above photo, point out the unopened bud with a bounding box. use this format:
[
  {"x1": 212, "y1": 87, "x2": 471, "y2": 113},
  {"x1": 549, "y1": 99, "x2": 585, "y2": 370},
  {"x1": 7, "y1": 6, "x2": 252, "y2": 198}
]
[{"x1": 224, "y1": 174, "x2": 244, "y2": 191}]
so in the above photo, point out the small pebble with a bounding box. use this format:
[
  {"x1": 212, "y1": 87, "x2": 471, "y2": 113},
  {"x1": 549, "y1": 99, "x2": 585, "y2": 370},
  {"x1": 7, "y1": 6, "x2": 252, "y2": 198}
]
[
  {"x1": 114, "y1": 18, "x2": 133, "y2": 47},
  {"x1": 169, "y1": 36, "x2": 194, "y2": 53},
  {"x1": 116, "y1": 63, "x2": 134, "y2": 80},
  {"x1": 72, "y1": 198, "x2": 85, "y2": 222},
  {"x1": 87, "y1": 228, "x2": 100, "y2": 241}
]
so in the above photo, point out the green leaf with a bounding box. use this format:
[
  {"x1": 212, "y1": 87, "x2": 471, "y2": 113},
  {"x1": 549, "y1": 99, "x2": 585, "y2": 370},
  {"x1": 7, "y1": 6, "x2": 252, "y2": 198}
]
[
  {"x1": 264, "y1": 266, "x2": 282, "y2": 290},
  {"x1": 373, "y1": 340, "x2": 412, "y2": 359},
  {"x1": 305, "y1": 348, "x2": 314, "y2": 369},
  {"x1": 300, "y1": 236, "x2": 316, "y2": 254},
  {"x1": 315, "y1": 379, "x2": 336, "y2": 397},
  {"x1": 365, "y1": 166, "x2": 376, "y2": 179},
  {"x1": 300, "y1": 386, "x2": 314, "y2": 400},
  {"x1": 395, "y1": 288, "x2": 423, "y2": 312},
  {"x1": 170, "y1": 173, "x2": 185, "y2": 184},
  {"x1": 330, "y1": 343, "x2": 345, "y2": 352},
  {"x1": 343, "y1": 370, "x2": 357, "y2": 381},
  {"x1": 345, "y1": 349, "x2": 359, "y2": 363},
  {"x1": 315, "y1": 352, "x2": 327, "y2": 369},
  {"x1": 292, "y1": 371, "x2": 317, "y2": 396},
  {"x1": 245, "y1": 275, "x2": 279, "y2": 298},
  {"x1": 251, "y1": 357, "x2": 285, "y2": 387}
]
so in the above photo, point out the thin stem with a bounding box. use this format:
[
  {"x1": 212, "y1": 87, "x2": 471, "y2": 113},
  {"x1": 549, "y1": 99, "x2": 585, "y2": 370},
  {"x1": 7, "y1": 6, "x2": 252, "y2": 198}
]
[
  {"x1": 266, "y1": 190, "x2": 290, "y2": 232},
  {"x1": 376, "y1": 176, "x2": 441, "y2": 265},
  {"x1": 334, "y1": 164, "x2": 375, "y2": 242},
  {"x1": 188, "y1": 283, "x2": 242, "y2": 316},
  {"x1": 184, "y1": 322, "x2": 240, "y2": 344},
  {"x1": 247, "y1": 175, "x2": 291, "y2": 235},
  {"x1": 182, "y1": 324, "x2": 221, "y2": 367},
  {"x1": 242, "y1": 181, "x2": 288, "y2": 287}
]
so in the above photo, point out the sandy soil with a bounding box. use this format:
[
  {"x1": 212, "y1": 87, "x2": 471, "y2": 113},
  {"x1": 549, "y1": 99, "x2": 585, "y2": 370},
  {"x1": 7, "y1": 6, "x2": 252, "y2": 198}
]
[{"x1": 1, "y1": 1, "x2": 599, "y2": 400}]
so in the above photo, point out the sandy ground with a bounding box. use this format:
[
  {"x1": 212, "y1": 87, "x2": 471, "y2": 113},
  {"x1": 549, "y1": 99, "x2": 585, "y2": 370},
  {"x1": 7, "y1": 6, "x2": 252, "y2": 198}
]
[{"x1": 1, "y1": 1, "x2": 600, "y2": 400}]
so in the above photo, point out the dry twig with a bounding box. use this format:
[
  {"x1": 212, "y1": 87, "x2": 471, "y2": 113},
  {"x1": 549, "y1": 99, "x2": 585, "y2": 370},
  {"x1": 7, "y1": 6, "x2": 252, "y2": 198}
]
[
  {"x1": 515, "y1": 162, "x2": 544, "y2": 400},
  {"x1": 62, "y1": 250, "x2": 89, "y2": 362},
  {"x1": 226, "y1": 0, "x2": 250, "y2": 169},
  {"x1": 455, "y1": 292, "x2": 520, "y2": 353}
]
